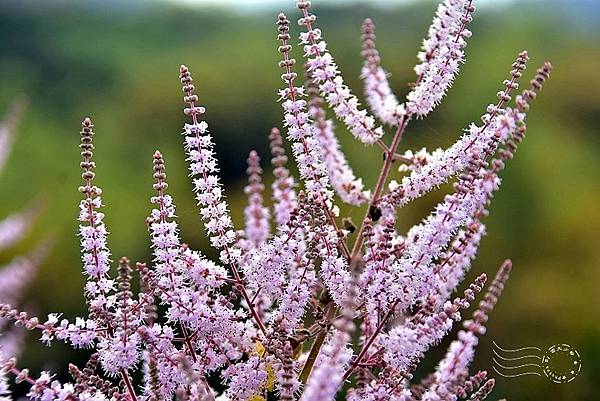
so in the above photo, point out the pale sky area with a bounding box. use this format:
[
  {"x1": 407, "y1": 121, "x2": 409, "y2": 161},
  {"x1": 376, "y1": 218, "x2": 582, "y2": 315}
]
[{"x1": 165, "y1": 0, "x2": 516, "y2": 12}]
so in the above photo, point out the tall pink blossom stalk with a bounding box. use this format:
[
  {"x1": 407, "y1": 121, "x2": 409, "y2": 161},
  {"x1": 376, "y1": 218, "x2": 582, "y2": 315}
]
[
  {"x1": 269, "y1": 127, "x2": 298, "y2": 226},
  {"x1": 407, "y1": 0, "x2": 475, "y2": 116},
  {"x1": 360, "y1": 18, "x2": 404, "y2": 126},
  {"x1": 0, "y1": 1, "x2": 552, "y2": 401}
]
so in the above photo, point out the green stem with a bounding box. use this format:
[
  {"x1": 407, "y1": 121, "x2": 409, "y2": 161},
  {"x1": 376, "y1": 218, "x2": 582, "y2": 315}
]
[{"x1": 299, "y1": 302, "x2": 336, "y2": 384}]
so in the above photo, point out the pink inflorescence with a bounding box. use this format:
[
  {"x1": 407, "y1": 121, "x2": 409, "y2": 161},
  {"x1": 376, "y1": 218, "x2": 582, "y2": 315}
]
[{"x1": 0, "y1": 2, "x2": 552, "y2": 401}]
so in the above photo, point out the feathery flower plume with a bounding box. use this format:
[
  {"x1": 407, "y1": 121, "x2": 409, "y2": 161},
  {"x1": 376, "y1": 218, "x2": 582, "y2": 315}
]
[
  {"x1": 78, "y1": 117, "x2": 114, "y2": 324},
  {"x1": 269, "y1": 127, "x2": 297, "y2": 226},
  {"x1": 307, "y1": 70, "x2": 370, "y2": 205},
  {"x1": 420, "y1": 260, "x2": 512, "y2": 400},
  {"x1": 243, "y1": 150, "x2": 270, "y2": 248},
  {"x1": 179, "y1": 65, "x2": 267, "y2": 336},
  {"x1": 180, "y1": 65, "x2": 238, "y2": 265},
  {"x1": 148, "y1": 151, "x2": 186, "y2": 292},
  {"x1": 380, "y1": 51, "x2": 529, "y2": 214},
  {"x1": 298, "y1": 0, "x2": 384, "y2": 145},
  {"x1": 381, "y1": 274, "x2": 486, "y2": 374},
  {"x1": 270, "y1": 194, "x2": 316, "y2": 333},
  {"x1": 433, "y1": 61, "x2": 552, "y2": 302},
  {"x1": 364, "y1": 152, "x2": 490, "y2": 317},
  {"x1": 407, "y1": 0, "x2": 475, "y2": 116},
  {"x1": 277, "y1": 12, "x2": 352, "y2": 305},
  {"x1": 97, "y1": 257, "x2": 140, "y2": 375},
  {"x1": 360, "y1": 18, "x2": 405, "y2": 126}
]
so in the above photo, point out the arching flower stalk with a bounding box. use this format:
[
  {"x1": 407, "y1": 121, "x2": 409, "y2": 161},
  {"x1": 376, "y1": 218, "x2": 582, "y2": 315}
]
[{"x1": 419, "y1": 261, "x2": 513, "y2": 401}]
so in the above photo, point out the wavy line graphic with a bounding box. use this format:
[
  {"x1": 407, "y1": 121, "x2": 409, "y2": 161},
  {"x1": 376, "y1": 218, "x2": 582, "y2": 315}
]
[
  {"x1": 492, "y1": 367, "x2": 542, "y2": 378},
  {"x1": 492, "y1": 358, "x2": 542, "y2": 370},
  {"x1": 491, "y1": 341, "x2": 582, "y2": 384},
  {"x1": 493, "y1": 349, "x2": 541, "y2": 361},
  {"x1": 492, "y1": 341, "x2": 542, "y2": 353}
]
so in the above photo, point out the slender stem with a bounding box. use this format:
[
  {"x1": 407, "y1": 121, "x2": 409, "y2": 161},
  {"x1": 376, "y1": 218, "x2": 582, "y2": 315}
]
[
  {"x1": 342, "y1": 299, "x2": 399, "y2": 381},
  {"x1": 350, "y1": 114, "x2": 410, "y2": 259},
  {"x1": 299, "y1": 302, "x2": 336, "y2": 383},
  {"x1": 120, "y1": 368, "x2": 138, "y2": 401}
]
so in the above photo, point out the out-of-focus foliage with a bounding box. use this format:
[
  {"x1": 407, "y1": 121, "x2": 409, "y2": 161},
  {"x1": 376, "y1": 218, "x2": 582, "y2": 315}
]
[{"x1": 0, "y1": 0, "x2": 598, "y2": 399}]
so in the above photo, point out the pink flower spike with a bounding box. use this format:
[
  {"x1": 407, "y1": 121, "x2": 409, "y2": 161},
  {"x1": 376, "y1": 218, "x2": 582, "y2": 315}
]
[
  {"x1": 242, "y1": 150, "x2": 270, "y2": 248},
  {"x1": 307, "y1": 73, "x2": 370, "y2": 206},
  {"x1": 361, "y1": 18, "x2": 405, "y2": 126},
  {"x1": 179, "y1": 65, "x2": 239, "y2": 265},
  {"x1": 269, "y1": 127, "x2": 298, "y2": 226},
  {"x1": 407, "y1": 0, "x2": 475, "y2": 116},
  {"x1": 380, "y1": 51, "x2": 529, "y2": 213},
  {"x1": 277, "y1": 13, "x2": 351, "y2": 305},
  {"x1": 298, "y1": 0, "x2": 385, "y2": 145},
  {"x1": 421, "y1": 260, "x2": 512, "y2": 400},
  {"x1": 77, "y1": 117, "x2": 114, "y2": 325}
]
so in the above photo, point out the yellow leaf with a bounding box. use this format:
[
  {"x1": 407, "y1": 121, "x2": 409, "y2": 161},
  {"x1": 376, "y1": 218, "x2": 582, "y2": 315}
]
[
  {"x1": 265, "y1": 363, "x2": 276, "y2": 391},
  {"x1": 247, "y1": 395, "x2": 266, "y2": 401},
  {"x1": 253, "y1": 341, "x2": 266, "y2": 357}
]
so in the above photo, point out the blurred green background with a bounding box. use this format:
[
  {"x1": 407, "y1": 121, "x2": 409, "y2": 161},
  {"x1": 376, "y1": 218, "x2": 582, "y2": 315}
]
[{"x1": 0, "y1": 0, "x2": 598, "y2": 399}]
